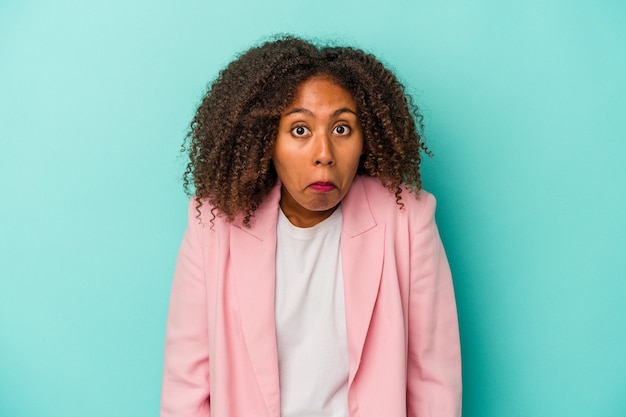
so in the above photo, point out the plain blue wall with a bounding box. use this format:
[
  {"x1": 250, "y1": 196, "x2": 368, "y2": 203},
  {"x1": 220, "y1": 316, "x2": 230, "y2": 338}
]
[{"x1": 1, "y1": 0, "x2": 625, "y2": 416}]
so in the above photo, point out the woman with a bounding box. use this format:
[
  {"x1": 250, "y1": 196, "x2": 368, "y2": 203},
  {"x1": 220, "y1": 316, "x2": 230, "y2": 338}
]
[{"x1": 161, "y1": 36, "x2": 461, "y2": 417}]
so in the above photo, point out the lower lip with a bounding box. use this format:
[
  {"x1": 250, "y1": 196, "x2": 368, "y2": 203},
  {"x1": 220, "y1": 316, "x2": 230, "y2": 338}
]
[{"x1": 309, "y1": 183, "x2": 336, "y2": 192}]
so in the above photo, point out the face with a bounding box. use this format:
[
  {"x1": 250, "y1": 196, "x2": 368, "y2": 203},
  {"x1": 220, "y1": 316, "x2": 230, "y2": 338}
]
[{"x1": 273, "y1": 75, "x2": 363, "y2": 228}]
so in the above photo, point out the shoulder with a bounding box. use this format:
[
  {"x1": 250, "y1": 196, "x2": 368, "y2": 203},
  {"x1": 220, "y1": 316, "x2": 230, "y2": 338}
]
[
  {"x1": 186, "y1": 197, "x2": 215, "y2": 223},
  {"x1": 186, "y1": 181, "x2": 282, "y2": 239},
  {"x1": 184, "y1": 197, "x2": 230, "y2": 239},
  {"x1": 356, "y1": 176, "x2": 437, "y2": 223}
]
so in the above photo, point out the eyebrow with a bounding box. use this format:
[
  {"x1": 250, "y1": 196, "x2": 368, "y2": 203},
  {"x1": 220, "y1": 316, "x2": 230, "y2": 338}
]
[{"x1": 283, "y1": 107, "x2": 358, "y2": 117}]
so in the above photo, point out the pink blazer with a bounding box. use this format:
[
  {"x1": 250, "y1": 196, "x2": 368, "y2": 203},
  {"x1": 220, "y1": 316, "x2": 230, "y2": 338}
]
[{"x1": 161, "y1": 175, "x2": 462, "y2": 417}]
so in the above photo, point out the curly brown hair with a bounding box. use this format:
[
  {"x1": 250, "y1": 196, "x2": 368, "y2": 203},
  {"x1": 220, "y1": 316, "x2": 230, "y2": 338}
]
[{"x1": 183, "y1": 35, "x2": 430, "y2": 226}]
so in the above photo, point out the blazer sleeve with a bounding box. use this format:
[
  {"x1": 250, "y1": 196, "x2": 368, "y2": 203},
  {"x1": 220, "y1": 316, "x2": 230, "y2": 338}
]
[
  {"x1": 161, "y1": 200, "x2": 211, "y2": 417},
  {"x1": 406, "y1": 193, "x2": 462, "y2": 417}
]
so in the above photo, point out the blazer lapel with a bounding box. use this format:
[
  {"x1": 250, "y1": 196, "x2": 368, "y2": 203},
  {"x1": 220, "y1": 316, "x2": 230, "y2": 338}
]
[
  {"x1": 230, "y1": 177, "x2": 385, "y2": 409},
  {"x1": 231, "y1": 183, "x2": 282, "y2": 417},
  {"x1": 340, "y1": 177, "x2": 385, "y2": 386}
]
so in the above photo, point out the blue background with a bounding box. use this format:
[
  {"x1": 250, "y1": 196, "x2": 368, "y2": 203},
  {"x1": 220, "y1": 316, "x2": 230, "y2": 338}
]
[{"x1": 1, "y1": 0, "x2": 625, "y2": 416}]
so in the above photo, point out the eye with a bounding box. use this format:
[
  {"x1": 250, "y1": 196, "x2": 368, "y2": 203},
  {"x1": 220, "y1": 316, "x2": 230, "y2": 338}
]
[
  {"x1": 332, "y1": 124, "x2": 351, "y2": 136},
  {"x1": 291, "y1": 125, "x2": 310, "y2": 137}
]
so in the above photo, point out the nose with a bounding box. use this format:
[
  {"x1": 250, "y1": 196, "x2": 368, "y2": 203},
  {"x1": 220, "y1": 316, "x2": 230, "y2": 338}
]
[{"x1": 314, "y1": 133, "x2": 335, "y2": 166}]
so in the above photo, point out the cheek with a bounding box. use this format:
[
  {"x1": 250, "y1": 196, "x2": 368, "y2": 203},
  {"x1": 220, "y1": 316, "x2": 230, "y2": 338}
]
[
  {"x1": 271, "y1": 141, "x2": 289, "y2": 173},
  {"x1": 347, "y1": 146, "x2": 364, "y2": 171},
  {"x1": 272, "y1": 136, "x2": 299, "y2": 163},
  {"x1": 273, "y1": 155, "x2": 300, "y2": 186}
]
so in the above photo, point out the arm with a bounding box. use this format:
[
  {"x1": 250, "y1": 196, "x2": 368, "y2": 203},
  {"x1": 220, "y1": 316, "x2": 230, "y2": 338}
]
[
  {"x1": 407, "y1": 193, "x2": 462, "y2": 417},
  {"x1": 161, "y1": 201, "x2": 211, "y2": 417}
]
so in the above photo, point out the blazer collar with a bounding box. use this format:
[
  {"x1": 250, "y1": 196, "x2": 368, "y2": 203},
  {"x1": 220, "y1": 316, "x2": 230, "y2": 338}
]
[
  {"x1": 233, "y1": 176, "x2": 379, "y2": 236},
  {"x1": 234, "y1": 176, "x2": 379, "y2": 236},
  {"x1": 341, "y1": 175, "x2": 378, "y2": 236}
]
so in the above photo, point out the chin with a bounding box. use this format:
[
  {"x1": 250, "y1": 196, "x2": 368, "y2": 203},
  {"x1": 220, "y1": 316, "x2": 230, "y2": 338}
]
[{"x1": 305, "y1": 196, "x2": 341, "y2": 212}]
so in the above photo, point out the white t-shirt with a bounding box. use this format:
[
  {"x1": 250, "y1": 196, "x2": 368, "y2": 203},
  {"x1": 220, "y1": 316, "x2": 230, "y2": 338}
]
[{"x1": 275, "y1": 206, "x2": 349, "y2": 417}]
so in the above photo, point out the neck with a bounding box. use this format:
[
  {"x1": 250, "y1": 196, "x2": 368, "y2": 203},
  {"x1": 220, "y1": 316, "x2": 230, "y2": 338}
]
[{"x1": 279, "y1": 198, "x2": 338, "y2": 228}]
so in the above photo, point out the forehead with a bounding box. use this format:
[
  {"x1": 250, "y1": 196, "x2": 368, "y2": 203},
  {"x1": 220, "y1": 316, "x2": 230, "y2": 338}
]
[{"x1": 285, "y1": 75, "x2": 357, "y2": 112}]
